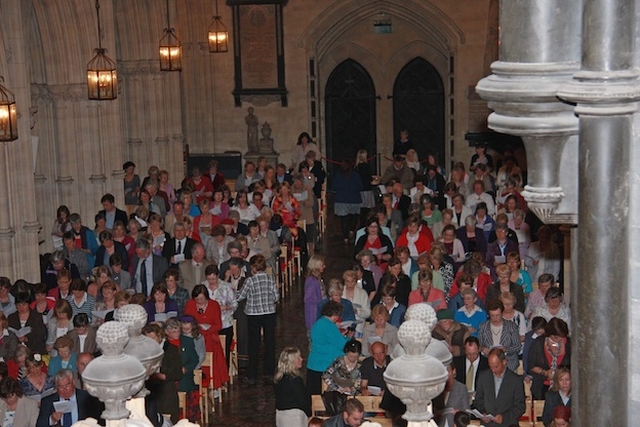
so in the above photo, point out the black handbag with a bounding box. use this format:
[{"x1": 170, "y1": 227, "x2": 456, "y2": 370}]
[{"x1": 321, "y1": 390, "x2": 348, "y2": 416}]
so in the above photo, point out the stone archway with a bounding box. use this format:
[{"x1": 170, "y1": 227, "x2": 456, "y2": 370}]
[{"x1": 299, "y1": 0, "x2": 463, "y2": 166}]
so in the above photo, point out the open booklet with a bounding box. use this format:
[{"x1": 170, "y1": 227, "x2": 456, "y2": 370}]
[
  {"x1": 466, "y1": 408, "x2": 496, "y2": 420},
  {"x1": 154, "y1": 311, "x2": 178, "y2": 323},
  {"x1": 27, "y1": 387, "x2": 56, "y2": 404},
  {"x1": 92, "y1": 309, "x2": 115, "y2": 320},
  {"x1": 369, "y1": 246, "x2": 388, "y2": 256},
  {"x1": 8, "y1": 326, "x2": 31, "y2": 338}
]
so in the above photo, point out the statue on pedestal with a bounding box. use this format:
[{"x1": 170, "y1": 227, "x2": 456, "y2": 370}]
[
  {"x1": 259, "y1": 122, "x2": 275, "y2": 154},
  {"x1": 245, "y1": 107, "x2": 260, "y2": 153}
]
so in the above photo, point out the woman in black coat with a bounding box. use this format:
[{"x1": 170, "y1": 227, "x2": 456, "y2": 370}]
[
  {"x1": 274, "y1": 347, "x2": 310, "y2": 427},
  {"x1": 94, "y1": 230, "x2": 130, "y2": 272},
  {"x1": 142, "y1": 323, "x2": 183, "y2": 424}
]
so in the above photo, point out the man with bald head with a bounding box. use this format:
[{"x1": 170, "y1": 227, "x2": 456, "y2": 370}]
[
  {"x1": 472, "y1": 348, "x2": 525, "y2": 427},
  {"x1": 75, "y1": 352, "x2": 94, "y2": 389},
  {"x1": 360, "y1": 341, "x2": 390, "y2": 396}
]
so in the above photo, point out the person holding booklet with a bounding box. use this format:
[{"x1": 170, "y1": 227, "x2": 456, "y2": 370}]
[
  {"x1": 472, "y1": 348, "x2": 525, "y2": 427},
  {"x1": 143, "y1": 282, "x2": 179, "y2": 323},
  {"x1": 18, "y1": 353, "x2": 55, "y2": 401},
  {"x1": 408, "y1": 269, "x2": 447, "y2": 310}
]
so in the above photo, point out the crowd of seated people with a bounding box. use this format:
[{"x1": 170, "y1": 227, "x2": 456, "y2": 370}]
[
  {"x1": 308, "y1": 143, "x2": 568, "y2": 426},
  {"x1": 0, "y1": 143, "x2": 572, "y2": 427}
]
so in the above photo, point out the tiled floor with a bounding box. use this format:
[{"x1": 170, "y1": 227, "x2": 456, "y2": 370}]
[{"x1": 207, "y1": 206, "x2": 358, "y2": 426}]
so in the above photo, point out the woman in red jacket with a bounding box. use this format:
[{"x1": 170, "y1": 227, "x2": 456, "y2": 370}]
[{"x1": 184, "y1": 284, "x2": 230, "y2": 390}]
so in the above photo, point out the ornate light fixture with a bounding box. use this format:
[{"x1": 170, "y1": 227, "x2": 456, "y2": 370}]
[
  {"x1": 0, "y1": 77, "x2": 18, "y2": 142},
  {"x1": 87, "y1": 0, "x2": 118, "y2": 100},
  {"x1": 208, "y1": 0, "x2": 229, "y2": 53},
  {"x1": 159, "y1": 0, "x2": 182, "y2": 71}
]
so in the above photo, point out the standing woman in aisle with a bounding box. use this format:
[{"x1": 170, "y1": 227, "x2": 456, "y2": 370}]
[
  {"x1": 332, "y1": 159, "x2": 363, "y2": 244},
  {"x1": 355, "y1": 150, "x2": 375, "y2": 227},
  {"x1": 274, "y1": 347, "x2": 311, "y2": 427},
  {"x1": 304, "y1": 255, "x2": 325, "y2": 332}
]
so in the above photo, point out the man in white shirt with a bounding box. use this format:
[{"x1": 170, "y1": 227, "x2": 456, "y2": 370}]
[
  {"x1": 466, "y1": 180, "x2": 496, "y2": 216},
  {"x1": 452, "y1": 336, "x2": 489, "y2": 395}
]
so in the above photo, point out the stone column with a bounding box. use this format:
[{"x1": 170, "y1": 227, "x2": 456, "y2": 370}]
[
  {"x1": 2, "y1": 0, "x2": 41, "y2": 280},
  {"x1": 476, "y1": 0, "x2": 582, "y2": 224},
  {"x1": 557, "y1": 1, "x2": 640, "y2": 424}
]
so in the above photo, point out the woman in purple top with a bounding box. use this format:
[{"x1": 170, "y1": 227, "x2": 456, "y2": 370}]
[{"x1": 304, "y1": 255, "x2": 325, "y2": 331}]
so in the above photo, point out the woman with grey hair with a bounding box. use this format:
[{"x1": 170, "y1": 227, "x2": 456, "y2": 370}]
[{"x1": 456, "y1": 214, "x2": 487, "y2": 256}]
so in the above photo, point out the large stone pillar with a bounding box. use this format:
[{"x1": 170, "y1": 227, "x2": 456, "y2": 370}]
[
  {"x1": 476, "y1": 0, "x2": 581, "y2": 225},
  {"x1": 1, "y1": 0, "x2": 42, "y2": 281},
  {"x1": 557, "y1": 0, "x2": 639, "y2": 424}
]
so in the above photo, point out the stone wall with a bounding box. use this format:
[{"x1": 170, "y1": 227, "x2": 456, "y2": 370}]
[{"x1": 0, "y1": 0, "x2": 495, "y2": 281}]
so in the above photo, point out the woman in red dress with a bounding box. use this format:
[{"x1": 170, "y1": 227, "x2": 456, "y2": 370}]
[{"x1": 184, "y1": 284, "x2": 230, "y2": 389}]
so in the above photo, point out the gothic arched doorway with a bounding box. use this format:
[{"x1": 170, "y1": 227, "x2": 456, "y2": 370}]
[
  {"x1": 325, "y1": 59, "x2": 377, "y2": 181},
  {"x1": 392, "y1": 57, "x2": 445, "y2": 165}
]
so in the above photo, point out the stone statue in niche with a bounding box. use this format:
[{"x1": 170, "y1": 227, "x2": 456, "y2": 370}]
[
  {"x1": 259, "y1": 122, "x2": 275, "y2": 154},
  {"x1": 245, "y1": 107, "x2": 260, "y2": 153}
]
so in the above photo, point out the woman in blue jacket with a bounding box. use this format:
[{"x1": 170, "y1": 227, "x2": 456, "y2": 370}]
[{"x1": 306, "y1": 300, "x2": 354, "y2": 395}]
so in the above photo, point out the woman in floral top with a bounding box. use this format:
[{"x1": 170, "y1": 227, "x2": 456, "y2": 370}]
[{"x1": 322, "y1": 340, "x2": 362, "y2": 396}]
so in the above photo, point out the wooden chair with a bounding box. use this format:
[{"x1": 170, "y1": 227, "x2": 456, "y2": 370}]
[
  {"x1": 279, "y1": 244, "x2": 290, "y2": 295},
  {"x1": 228, "y1": 319, "x2": 239, "y2": 383},
  {"x1": 294, "y1": 219, "x2": 306, "y2": 279},
  {"x1": 194, "y1": 368, "x2": 207, "y2": 425},
  {"x1": 311, "y1": 394, "x2": 326, "y2": 417},
  {"x1": 353, "y1": 395, "x2": 383, "y2": 413},
  {"x1": 177, "y1": 391, "x2": 187, "y2": 420},
  {"x1": 533, "y1": 399, "x2": 545, "y2": 426},
  {"x1": 203, "y1": 351, "x2": 224, "y2": 408}
]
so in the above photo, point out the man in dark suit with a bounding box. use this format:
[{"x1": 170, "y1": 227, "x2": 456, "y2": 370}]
[
  {"x1": 162, "y1": 221, "x2": 197, "y2": 268},
  {"x1": 131, "y1": 238, "x2": 169, "y2": 297},
  {"x1": 453, "y1": 336, "x2": 489, "y2": 395},
  {"x1": 275, "y1": 163, "x2": 293, "y2": 185},
  {"x1": 473, "y1": 348, "x2": 525, "y2": 427},
  {"x1": 99, "y1": 193, "x2": 128, "y2": 230},
  {"x1": 37, "y1": 369, "x2": 104, "y2": 427},
  {"x1": 391, "y1": 182, "x2": 412, "y2": 221}
]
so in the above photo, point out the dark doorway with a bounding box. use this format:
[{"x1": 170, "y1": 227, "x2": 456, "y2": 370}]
[
  {"x1": 325, "y1": 59, "x2": 377, "y2": 182},
  {"x1": 392, "y1": 57, "x2": 445, "y2": 165}
]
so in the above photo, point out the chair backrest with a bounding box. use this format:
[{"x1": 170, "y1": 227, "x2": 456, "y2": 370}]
[
  {"x1": 203, "y1": 351, "x2": 214, "y2": 378},
  {"x1": 353, "y1": 395, "x2": 383, "y2": 413},
  {"x1": 533, "y1": 399, "x2": 545, "y2": 424},
  {"x1": 177, "y1": 391, "x2": 187, "y2": 419},
  {"x1": 194, "y1": 368, "x2": 203, "y2": 388},
  {"x1": 311, "y1": 394, "x2": 325, "y2": 416}
]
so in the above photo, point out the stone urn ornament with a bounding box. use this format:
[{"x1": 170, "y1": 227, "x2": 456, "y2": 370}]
[
  {"x1": 114, "y1": 305, "x2": 164, "y2": 397},
  {"x1": 384, "y1": 317, "x2": 448, "y2": 423},
  {"x1": 82, "y1": 321, "x2": 147, "y2": 420}
]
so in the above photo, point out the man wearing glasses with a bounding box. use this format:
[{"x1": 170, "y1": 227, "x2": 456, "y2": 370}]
[{"x1": 36, "y1": 369, "x2": 103, "y2": 427}]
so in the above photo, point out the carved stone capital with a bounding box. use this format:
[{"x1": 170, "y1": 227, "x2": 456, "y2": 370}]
[
  {"x1": 22, "y1": 221, "x2": 42, "y2": 234},
  {"x1": 55, "y1": 176, "x2": 74, "y2": 185},
  {"x1": 0, "y1": 228, "x2": 15, "y2": 240},
  {"x1": 557, "y1": 70, "x2": 640, "y2": 115},
  {"x1": 111, "y1": 169, "x2": 125, "y2": 179},
  {"x1": 34, "y1": 174, "x2": 47, "y2": 184},
  {"x1": 89, "y1": 174, "x2": 107, "y2": 183}
]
